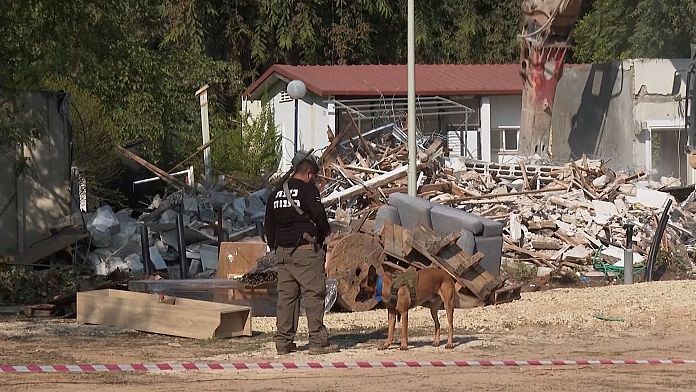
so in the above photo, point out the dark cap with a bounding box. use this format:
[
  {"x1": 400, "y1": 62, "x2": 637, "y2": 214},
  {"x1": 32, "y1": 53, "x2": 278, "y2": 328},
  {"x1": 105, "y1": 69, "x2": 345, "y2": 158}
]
[{"x1": 291, "y1": 150, "x2": 320, "y2": 172}]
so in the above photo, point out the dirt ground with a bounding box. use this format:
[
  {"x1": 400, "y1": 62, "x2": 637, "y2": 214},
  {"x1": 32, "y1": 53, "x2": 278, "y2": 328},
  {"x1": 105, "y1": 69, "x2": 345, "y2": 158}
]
[{"x1": 2, "y1": 280, "x2": 696, "y2": 391}]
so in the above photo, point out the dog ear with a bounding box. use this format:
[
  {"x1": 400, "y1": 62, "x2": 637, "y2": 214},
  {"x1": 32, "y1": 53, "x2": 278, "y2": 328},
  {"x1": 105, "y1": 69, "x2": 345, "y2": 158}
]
[{"x1": 367, "y1": 265, "x2": 377, "y2": 285}]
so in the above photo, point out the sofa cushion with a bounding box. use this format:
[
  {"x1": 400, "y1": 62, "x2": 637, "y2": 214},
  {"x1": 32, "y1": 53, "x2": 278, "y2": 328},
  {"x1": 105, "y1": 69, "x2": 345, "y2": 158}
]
[
  {"x1": 430, "y1": 204, "x2": 484, "y2": 236},
  {"x1": 455, "y1": 230, "x2": 476, "y2": 255},
  {"x1": 480, "y1": 217, "x2": 504, "y2": 237},
  {"x1": 374, "y1": 205, "x2": 401, "y2": 233},
  {"x1": 474, "y1": 236, "x2": 503, "y2": 275},
  {"x1": 387, "y1": 193, "x2": 433, "y2": 229}
]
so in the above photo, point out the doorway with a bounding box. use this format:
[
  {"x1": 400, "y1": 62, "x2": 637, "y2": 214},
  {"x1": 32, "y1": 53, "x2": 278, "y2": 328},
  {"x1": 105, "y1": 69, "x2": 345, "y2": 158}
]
[{"x1": 650, "y1": 127, "x2": 688, "y2": 184}]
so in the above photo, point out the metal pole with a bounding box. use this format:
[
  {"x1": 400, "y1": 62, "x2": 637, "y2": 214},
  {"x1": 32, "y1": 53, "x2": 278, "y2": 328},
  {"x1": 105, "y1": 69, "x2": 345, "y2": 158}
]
[
  {"x1": 645, "y1": 199, "x2": 673, "y2": 282},
  {"x1": 294, "y1": 98, "x2": 299, "y2": 155},
  {"x1": 176, "y1": 212, "x2": 188, "y2": 279},
  {"x1": 407, "y1": 0, "x2": 417, "y2": 196},
  {"x1": 196, "y1": 84, "x2": 212, "y2": 182},
  {"x1": 139, "y1": 223, "x2": 152, "y2": 275},
  {"x1": 623, "y1": 223, "x2": 635, "y2": 284},
  {"x1": 216, "y1": 208, "x2": 224, "y2": 248}
]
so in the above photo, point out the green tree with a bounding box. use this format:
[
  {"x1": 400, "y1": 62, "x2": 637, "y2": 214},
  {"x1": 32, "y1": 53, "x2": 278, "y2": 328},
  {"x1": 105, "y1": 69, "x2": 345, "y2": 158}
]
[
  {"x1": 573, "y1": 0, "x2": 696, "y2": 63},
  {"x1": 0, "y1": 93, "x2": 42, "y2": 176}
]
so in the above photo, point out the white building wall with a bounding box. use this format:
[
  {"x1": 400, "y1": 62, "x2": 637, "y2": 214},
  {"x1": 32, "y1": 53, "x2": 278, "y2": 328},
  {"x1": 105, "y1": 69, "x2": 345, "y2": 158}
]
[
  {"x1": 248, "y1": 82, "x2": 334, "y2": 172},
  {"x1": 631, "y1": 58, "x2": 689, "y2": 128},
  {"x1": 479, "y1": 97, "x2": 492, "y2": 162},
  {"x1": 630, "y1": 59, "x2": 695, "y2": 184},
  {"x1": 489, "y1": 95, "x2": 522, "y2": 164}
]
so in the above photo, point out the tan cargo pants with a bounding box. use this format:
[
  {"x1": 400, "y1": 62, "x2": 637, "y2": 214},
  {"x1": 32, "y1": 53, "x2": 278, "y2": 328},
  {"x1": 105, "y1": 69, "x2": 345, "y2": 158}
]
[{"x1": 274, "y1": 246, "x2": 329, "y2": 350}]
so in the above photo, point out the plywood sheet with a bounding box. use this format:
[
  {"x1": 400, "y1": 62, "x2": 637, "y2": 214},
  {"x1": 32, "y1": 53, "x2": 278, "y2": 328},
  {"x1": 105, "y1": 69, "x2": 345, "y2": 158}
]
[{"x1": 217, "y1": 242, "x2": 267, "y2": 278}]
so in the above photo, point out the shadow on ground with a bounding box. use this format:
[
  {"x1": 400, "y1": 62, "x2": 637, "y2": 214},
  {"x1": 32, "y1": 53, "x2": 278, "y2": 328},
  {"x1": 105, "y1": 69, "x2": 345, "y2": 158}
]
[{"x1": 291, "y1": 328, "x2": 478, "y2": 351}]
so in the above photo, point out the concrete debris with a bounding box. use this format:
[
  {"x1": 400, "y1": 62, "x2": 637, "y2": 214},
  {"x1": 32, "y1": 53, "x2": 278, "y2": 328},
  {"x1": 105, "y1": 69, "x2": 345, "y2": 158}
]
[
  {"x1": 315, "y1": 130, "x2": 696, "y2": 279},
  {"x1": 82, "y1": 172, "x2": 271, "y2": 278},
  {"x1": 77, "y1": 127, "x2": 694, "y2": 291}
]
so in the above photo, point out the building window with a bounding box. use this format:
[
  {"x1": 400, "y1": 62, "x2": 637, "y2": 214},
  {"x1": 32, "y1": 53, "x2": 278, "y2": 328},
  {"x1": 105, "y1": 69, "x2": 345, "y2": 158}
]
[{"x1": 492, "y1": 127, "x2": 519, "y2": 152}]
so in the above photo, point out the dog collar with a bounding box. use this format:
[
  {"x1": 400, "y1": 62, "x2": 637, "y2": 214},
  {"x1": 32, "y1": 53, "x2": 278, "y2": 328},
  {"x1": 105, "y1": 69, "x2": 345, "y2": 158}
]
[{"x1": 375, "y1": 274, "x2": 383, "y2": 302}]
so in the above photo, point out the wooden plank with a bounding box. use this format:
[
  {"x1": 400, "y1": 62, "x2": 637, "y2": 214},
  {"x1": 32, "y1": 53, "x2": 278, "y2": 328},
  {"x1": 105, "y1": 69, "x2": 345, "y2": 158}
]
[
  {"x1": 518, "y1": 160, "x2": 531, "y2": 191},
  {"x1": 321, "y1": 162, "x2": 428, "y2": 206},
  {"x1": 437, "y1": 248, "x2": 498, "y2": 298},
  {"x1": 453, "y1": 283, "x2": 486, "y2": 309},
  {"x1": 167, "y1": 137, "x2": 217, "y2": 173},
  {"x1": 488, "y1": 283, "x2": 522, "y2": 305},
  {"x1": 381, "y1": 182, "x2": 451, "y2": 196},
  {"x1": 217, "y1": 242, "x2": 267, "y2": 278},
  {"x1": 427, "y1": 230, "x2": 465, "y2": 256},
  {"x1": 447, "y1": 187, "x2": 566, "y2": 203},
  {"x1": 502, "y1": 240, "x2": 555, "y2": 268},
  {"x1": 77, "y1": 289, "x2": 252, "y2": 339},
  {"x1": 459, "y1": 265, "x2": 502, "y2": 300},
  {"x1": 117, "y1": 146, "x2": 190, "y2": 191},
  {"x1": 409, "y1": 226, "x2": 498, "y2": 300},
  {"x1": 383, "y1": 260, "x2": 408, "y2": 272},
  {"x1": 554, "y1": 229, "x2": 583, "y2": 246},
  {"x1": 440, "y1": 251, "x2": 484, "y2": 276},
  {"x1": 422, "y1": 139, "x2": 443, "y2": 158},
  {"x1": 527, "y1": 220, "x2": 557, "y2": 231},
  {"x1": 380, "y1": 222, "x2": 413, "y2": 260}
]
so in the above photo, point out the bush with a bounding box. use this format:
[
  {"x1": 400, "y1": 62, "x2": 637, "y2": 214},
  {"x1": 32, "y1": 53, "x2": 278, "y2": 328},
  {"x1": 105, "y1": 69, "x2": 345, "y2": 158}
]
[{"x1": 212, "y1": 104, "x2": 280, "y2": 181}]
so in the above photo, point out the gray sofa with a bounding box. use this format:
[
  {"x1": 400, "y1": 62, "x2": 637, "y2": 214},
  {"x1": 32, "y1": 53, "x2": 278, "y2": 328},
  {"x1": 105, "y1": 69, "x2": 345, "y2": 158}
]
[{"x1": 375, "y1": 193, "x2": 503, "y2": 275}]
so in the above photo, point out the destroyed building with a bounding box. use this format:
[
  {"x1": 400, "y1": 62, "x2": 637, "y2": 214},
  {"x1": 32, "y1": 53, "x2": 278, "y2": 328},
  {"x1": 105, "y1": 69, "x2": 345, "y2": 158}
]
[
  {"x1": 242, "y1": 64, "x2": 523, "y2": 170},
  {"x1": 244, "y1": 59, "x2": 696, "y2": 187}
]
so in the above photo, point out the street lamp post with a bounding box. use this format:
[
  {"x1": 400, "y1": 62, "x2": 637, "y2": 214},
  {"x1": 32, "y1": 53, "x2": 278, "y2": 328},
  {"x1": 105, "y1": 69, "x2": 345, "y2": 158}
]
[
  {"x1": 287, "y1": 80, "x2": 307, "y2": 156},
  {"x1": 407, "y1": 0, "x2": 417, "y2": 197}
]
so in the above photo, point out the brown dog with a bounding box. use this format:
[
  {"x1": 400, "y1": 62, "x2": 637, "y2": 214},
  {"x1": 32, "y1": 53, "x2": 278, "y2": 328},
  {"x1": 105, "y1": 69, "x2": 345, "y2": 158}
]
[{"x1": 356, "y1": 265, "x2": 456, "y2": 350}]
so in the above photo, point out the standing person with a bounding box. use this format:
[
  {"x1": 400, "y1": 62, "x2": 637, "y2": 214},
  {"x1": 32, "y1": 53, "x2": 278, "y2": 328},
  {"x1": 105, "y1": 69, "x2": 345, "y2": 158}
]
[{"x1": 264, "y1": 150, "x2": 339, "y2": 355}]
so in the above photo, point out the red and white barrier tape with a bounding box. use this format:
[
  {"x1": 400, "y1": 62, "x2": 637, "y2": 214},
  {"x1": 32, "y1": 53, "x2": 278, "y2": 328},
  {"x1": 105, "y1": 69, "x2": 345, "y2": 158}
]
[{"x1": 1, "y1": 359, "x2": 695, "y2": 373}]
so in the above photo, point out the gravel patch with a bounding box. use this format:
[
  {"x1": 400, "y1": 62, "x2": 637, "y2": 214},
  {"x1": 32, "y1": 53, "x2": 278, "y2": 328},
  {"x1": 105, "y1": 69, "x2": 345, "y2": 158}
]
[{"x1": 252, "y1": 280, "x2": 696, "y2": 335}]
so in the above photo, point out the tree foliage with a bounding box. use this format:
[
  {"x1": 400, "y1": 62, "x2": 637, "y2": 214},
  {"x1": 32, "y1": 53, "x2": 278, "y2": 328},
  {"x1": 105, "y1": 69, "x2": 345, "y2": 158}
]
[
  {"x1": 5, "y1": 0, "x2": 696, "y2": 204},
  {"x1": 573, "y1": 0, "x2": 696, "y2": 63}
]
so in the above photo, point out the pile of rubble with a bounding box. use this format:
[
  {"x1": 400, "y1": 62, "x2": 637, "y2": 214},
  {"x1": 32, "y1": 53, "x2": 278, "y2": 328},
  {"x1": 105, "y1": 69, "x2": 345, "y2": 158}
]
[
  {"x1": 80, "y1": 121, "x2": 696, "y2": 285},
  {"x1": 84, "y1": 186, "x2": 270, "y2": 278},
  {"x1": 317, "y1": 123, "x2": 696, "y2": 279}
]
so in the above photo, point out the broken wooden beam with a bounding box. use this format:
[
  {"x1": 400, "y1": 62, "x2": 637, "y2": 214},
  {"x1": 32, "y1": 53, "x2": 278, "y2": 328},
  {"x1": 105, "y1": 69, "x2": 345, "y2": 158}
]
[
  {"x1": 447, "y1": 187, "x2": 566, "y2": 203},
  {"x1": 322, "y1": 162, "x2": 428, "y2": 206},
  {"x1": 77, "y1": 289, "x2": 252, "y2": 339},
  {"x1": 487, "y1": 283, "x2": 523, "y2": 305},
  {"x1": 117, "y1": 146, "x2": 190, "y2": 191}
]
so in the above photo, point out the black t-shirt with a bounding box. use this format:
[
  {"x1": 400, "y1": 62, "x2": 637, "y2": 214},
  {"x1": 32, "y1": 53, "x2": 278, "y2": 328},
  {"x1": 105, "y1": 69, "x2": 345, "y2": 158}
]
[{"x1": 264, "y1": 178, "x2": 331, "y2": 248}]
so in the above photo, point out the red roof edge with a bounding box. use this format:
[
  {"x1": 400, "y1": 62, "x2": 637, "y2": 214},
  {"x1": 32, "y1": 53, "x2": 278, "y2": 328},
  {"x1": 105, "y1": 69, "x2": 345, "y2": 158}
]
[
  {"x1": 244, "y1": 63, "x2": 527, "y2": 99},
  {"x1": 243, "y1": 65, "x2": 329, "y2": 98}
]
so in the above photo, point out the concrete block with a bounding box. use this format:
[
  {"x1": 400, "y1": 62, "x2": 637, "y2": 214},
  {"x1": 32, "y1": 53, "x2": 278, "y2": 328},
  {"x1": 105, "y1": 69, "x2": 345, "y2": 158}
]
[
  {"x1": 592, "y1": 200, "x2": 618, "y2": 225},
  {"x1": 125, "y1": 254, "x2": 144, "y2": 274},
  {"x1": 626, "y1": 187, "x2": 670, "y2": 209},
  {"x1": 200, "y1": 244, "x2": 219, "y2": 271},
  {"x1": 148, "y1": 246, "x2": 168, "y2": 270}
]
